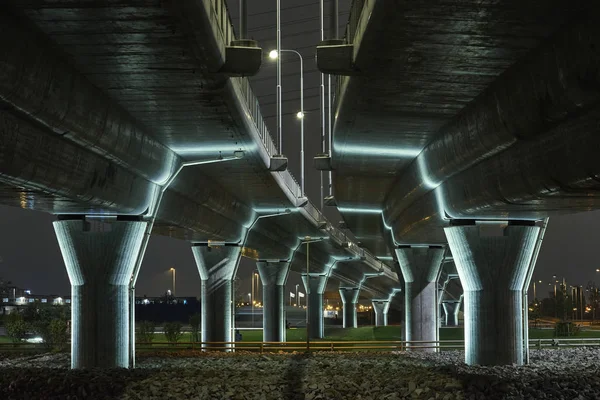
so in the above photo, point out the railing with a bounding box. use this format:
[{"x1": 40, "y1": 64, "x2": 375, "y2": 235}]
[
  {"x1": 233, "y1": 78, "x2": 279, "y2": 157},
  {"x1": 206, "y1": 0, "x2": 282, "y2": 159},
  {"x1": 209, "y1": 0, "x2": 236, "y2": 49},
  {"x1": 3, "y1": 338, "x2": 600, "y2": 354},
  {"x1": 345, "y1": 0, "x2": 367, "y2": 45},
  {"x1": 135, "y1": 340, "x2": 464, "y2": 352},
  {"x1": 332, "y1": 0, "x2": 373, "y2": 114}
]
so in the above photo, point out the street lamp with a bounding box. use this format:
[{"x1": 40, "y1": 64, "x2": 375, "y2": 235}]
[
  {"x1": 169, "y1": 268, "x2": 176, "y2": 297},
  {"x1": 268, "y1": 48, "x2": 305, "y2": 195}
]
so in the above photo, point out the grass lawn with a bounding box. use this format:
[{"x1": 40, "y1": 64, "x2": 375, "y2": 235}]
[
  {"x1": 6, "y1": 325, "x2": 600, "y2": 352},
  {"x1": 235, "y1": 326, "x2": 600, "y2": 342},
  {"x1": 144, "y1": 326, "x2": 600, "y2": 345}
]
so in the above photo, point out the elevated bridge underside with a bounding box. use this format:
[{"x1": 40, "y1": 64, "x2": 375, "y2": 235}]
[
  {"x1": 329, "y1": 0, "x2": 600, "y2": 258},
  {"x1": 0, "y1": 1, "x2": 400, "y2": 297}
]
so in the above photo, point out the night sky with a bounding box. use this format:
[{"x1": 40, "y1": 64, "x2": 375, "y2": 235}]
[{"x1": 1, "y1": 1, "x2": 599, "y2": 301}]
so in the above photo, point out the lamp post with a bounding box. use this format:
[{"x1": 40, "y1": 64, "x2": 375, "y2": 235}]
[
  {"x1": 580, "y1": 285, "x2": 584, "y2": 322},
  {"x1": 269, "y1": 49, "x2": 305, "y2": 195},
  {"x1": 169, "y1": 268, "x2": 176, "y2": 297},
  {"x1": 251, "y1": 270, "x2": 258, "y2": 328},
  {"x1": 276, "y1": 0, "x2": 282, "y2": 153}
]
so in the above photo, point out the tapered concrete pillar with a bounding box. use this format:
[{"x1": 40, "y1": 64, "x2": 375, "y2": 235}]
[
  {"x1": 395, "y1": 246, "x2": 444, "y2": 351},
  {"x1": 442, "y1": 300, "x2": 461, "y2": 326},
  {"x1": 256, "y1": 261, "x2": 290, "y2": 342},
  {"x1": 445, "y1": 223, "x2": 540, "y2": 366},
  {"x1": 192, "y1": 245, "x2": 241, "y2": 349},
  {"x1": 339, "y1": 287, "x2": 359, "y2": 328},
  {"x1": 302, "y1": 274, "x2": 328, "y2": 339},
  {"x1": 54, "y1": 218, "x2": 147, "y2": 369},
  {"x1": 372, "y1": 300, "x2": 390, "y2": 326}
]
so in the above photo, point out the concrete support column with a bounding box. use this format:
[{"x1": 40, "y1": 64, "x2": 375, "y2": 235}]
[
  {"x1": 192, "y1": 245, "x2": 241, "y2": 349},
  {"x1": 395, "y1": 246, "x2": 444, "y2": 351},
  {"x1": 442, "y1": 300, "x2": 461, "y2": 326},
  {"x1": 302, "y1": 274, "x2": 328, "y2": 339},
  {"x1": 372, "y1": 300, "x2": 390, "y2": 327},
  {"x1": 445, "y1": 223, "x2": 540, "y2": 366},
  {"x1": 54, "y1": 218, "x2": 147, "y2": 369},
  {"x1": 339, "y1": 287, "x2": 359, "y2": 328},
  {"x1": 256, "y1": 261, "x2": 290, "y2": 342}
]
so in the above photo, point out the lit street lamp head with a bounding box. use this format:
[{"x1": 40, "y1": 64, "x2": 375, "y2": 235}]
[
  {"x1": 269, "y1": 50, "x2": 278, "y2": 59},
  {"x1": 296, "y1": 111, "x2": 304, "y2": 119}
]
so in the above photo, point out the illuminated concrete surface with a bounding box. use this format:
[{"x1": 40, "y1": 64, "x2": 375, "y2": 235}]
[
  {"x1": 0, "y1": 1, "x2": 402, "y2": 368},
  {"x1": 54, "y1": 219, "x2": 146, "y2": 369},
  {"x1": 442, "y1": 300, "x2": 461, "y2": 327},
  {"x1": 302, "y1": 274, "x2": 329, "y2": 339},
  {"x1": 445, "y1": 223, "x2": 540, "y2": 365},
  {"x1": 339, "y1": 287, "x2": 359, "y2": 328},
  {"x1": 395, "y1": 247, "x2": 444, "y2": 351},
  {"x1": 192, "y1": 245, "x2": 242, "y2": 349},
  {"x1": 372, "y1": 300, "x2": 390, "y2": 327},
  {"x1": 4, "y1": 0, "x2": 597, "y2": 370},
  {"x1": 257, "y1": 261, "x2": 290, "y2": 342},
  {"x1": 319, "y1": 0, "x2": 599, "y2": 366}
]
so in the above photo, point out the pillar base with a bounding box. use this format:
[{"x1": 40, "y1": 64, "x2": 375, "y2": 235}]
[
  {"x1": 257, "y1": 262, "x2": 290, "y2": 342},
  {"x1": 395, "y1": 246, "x2": 444, "y2": 351},
  {"x1": 339, "y1": 287, "x2": 359, "y2": 328},
  {"x1": 442, "y1": 300, "x2": 461, "y2": 327},
  {"x1": 54, "y1": 219, "x2": 147, "y2": 369},
  {"x1": 302, "y1": 274, "x2": 328, "y2": 339},
  {"x1": 372, "y1": 300, "x2": 390, "y2": 327},
  {"x1": 445, "y1": 223, "x2": 540, "y2": 366},
  {"x1": 192, "y1": 245, "x2": 241, "y2": 349}
]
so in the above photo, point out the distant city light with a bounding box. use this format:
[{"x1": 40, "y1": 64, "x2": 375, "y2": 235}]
[{"x1": 269, "y1": 50, "x2": 278, "y2": 59}]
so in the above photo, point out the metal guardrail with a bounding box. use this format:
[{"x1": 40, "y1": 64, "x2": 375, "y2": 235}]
[
  {"x1": 209, "y1": 0, "x2": 236, "y2": 49},
  {"x1": 233, "y1": 77, "x2": 279, "y2": 158},
  {"x1": 345, "y1": 0, "x2": 367, "y2": 44},
  {"x1": 135, "y1": 340, "x2": 463, "y2": 352},
  {"x1": 2, "y1": 338, "x2": 600, "y2": 353},
  {"x1": 119, "y1": 338, "x2": 600, "y2": 352}
]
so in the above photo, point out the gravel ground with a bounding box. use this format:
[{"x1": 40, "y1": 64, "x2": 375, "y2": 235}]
[{"x1": 1, "y1": 349, "x2": 600, "y2": 399}]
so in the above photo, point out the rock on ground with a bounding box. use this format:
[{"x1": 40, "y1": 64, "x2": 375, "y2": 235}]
[{"x1": 1, "y1": 349, "x2": 600, "y2": 399}]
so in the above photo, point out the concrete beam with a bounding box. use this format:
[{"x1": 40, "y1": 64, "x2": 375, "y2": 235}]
[{"x1": 0, "y1": 11, "x2": 178, "y2": 184}]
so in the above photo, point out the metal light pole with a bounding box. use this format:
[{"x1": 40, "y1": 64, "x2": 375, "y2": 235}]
[
  {"x1": 276, "y1": 0, "x2": 283, "y2": 153},
  {"x1": 251, "y1": 270, "x2": 255, "y2": 328},
  {"x1": 306, "y1": 236, "x2": 310, "y2": 351},
  {"x1": 269, "y1": 49, "x2": 304, "y2": 194},
  {"x1": 327, "y1": 0, "x2": 338, "y2": 201},
  {"x1": 580, "y1": 285, "x2": 584, "y2": 322},
  {"x1": 319, "y1": 0, "x2": 325, "y2": 210},
  {"x1": 295, "y1": 284, "x2": 299, "y2": 307},
  {"x1": 256, "y1": 272, "x2": 260, "y2": 305},
  {"x1": 170, "y1": 268, "x2": 176, "y2": 297}
]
